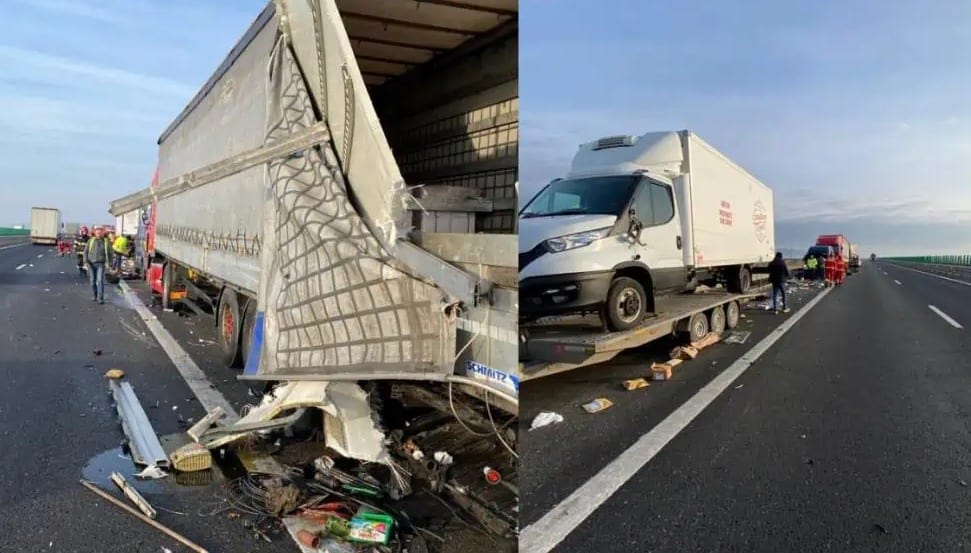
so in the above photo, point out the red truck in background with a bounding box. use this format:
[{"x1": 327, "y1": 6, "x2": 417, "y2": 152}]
[{"x1": 815, "y1": 234, "x2": 857, "y2": 273}]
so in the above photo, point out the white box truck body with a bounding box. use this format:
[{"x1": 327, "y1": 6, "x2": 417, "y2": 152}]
[
  {"x1": 519, "y1": 130, "x2": 774, "y2": 330},
  {"x1": 30, "y1": 207, "x2": 61, "y2": 245}
]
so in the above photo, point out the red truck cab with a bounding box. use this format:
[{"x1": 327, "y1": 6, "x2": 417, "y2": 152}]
[{"x1": 815, "y1": 234, "x2": 849, "y2": 264}]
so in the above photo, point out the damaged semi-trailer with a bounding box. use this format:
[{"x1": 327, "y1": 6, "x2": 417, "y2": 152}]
[{"x1": 109, "y1": 0, "x2": 518, "y2": 542}]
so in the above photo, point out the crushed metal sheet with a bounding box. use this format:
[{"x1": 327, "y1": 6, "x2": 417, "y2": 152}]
[
  {"x1": 109, "y1": 379, "x2": 169, "y2": 468},
  {"x1": 203, "y1": 381, "x2": 388, "y2": 463}
]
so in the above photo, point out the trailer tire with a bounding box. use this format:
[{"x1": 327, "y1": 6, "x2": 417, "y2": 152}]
[
  {"x1": 605, "y1": 277, "x2": 647, "y2": 331},
  {"x1": 218, "y1": 290, "x2": 244, "y2": 369},
  {"x1": 709, "y1": 305, "x2": 726, "y2": 334},
  {"x1": 161, "y1": 263, "x2": 174, "y2": 310},
  {"x1": 725, "y1": 300, "x2": 740, "y2": 329},
  {"x1": 727, "y1": 266, "x2": 752, "y2": 294},
  {"x1": 240, "y1": 298, "x2": 256, "y2": 370},
  {"x1": 680, "y1": 312, "x2": 709, "y2": 342}
]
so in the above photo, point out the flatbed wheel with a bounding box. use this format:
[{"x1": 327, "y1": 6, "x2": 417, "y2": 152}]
[
  {"x1": 725, "y1": 301, "x2": 740, "y2": 329},
  {"x1": 680, "y1": 312, "x2": 709, "y2": 342},
  {"x1": 709, "y1": 305, "x2": 726, "y2": 334}
]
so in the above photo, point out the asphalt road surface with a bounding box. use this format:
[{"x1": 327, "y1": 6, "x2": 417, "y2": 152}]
[
  {"x1": 521, "y1": 262, "x2": 971, "y2": 552},
  {"x1": 0, "y1": 243, "x2": 298, "y2": 552}
]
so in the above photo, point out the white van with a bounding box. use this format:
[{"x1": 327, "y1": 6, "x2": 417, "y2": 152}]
[{"x1": 519, "y1": 130, "x2": 775, "y2": 331}]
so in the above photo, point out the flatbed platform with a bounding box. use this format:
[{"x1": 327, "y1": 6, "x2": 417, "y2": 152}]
[{"x1": 520, "y1": 285, "x2": 768, "y2": 381}]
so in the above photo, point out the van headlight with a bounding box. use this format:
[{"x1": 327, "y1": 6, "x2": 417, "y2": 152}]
[{"x1": 544, "y1": 227, "x2": 611, "y2": 253}]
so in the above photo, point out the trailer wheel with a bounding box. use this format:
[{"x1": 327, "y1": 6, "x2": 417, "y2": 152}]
[
  {"x1": 240, "y1": 299, "x2": 256, "y2": 370},
  {"x1": 605, "y1": 277, "x2": 647, "y2": 331},
  {"x1": 709, "y1": 305, "x2": 726, "y2": 334},
  {"x1": 725, "y1": 301, "x2": 740, "y2": 329},
  {"x1": 218, "y1": 290, "x2": 244, "y2": 368},
  {"x1": 680, "y1": 312, "x2": 709, "y2": 342},
  {"x1": 161, "y1": 263, "x2": 174, "y2": 310},
  {"x1": 727, "y1": 266, "x2": 752, "y2": 294}
]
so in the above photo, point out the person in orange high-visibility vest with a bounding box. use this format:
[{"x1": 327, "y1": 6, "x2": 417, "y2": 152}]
[
  {"x1": 823, "y1": 252, "x2": 837, "y2": 287},
  {"x1": 836, "y1": 254, "x2": 847, "y2": 286}
]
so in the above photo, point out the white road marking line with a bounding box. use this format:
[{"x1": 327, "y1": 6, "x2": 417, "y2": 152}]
[
  {"x1": 118, "y1": 280, "x2": 239, "y2": 421},
  {"x1": 891, "y1": 263, "x2": 971, "y2": 288},
  {"x1": 519, "y1": 288, "x2": 833, "y2": 553},
  {"x1": 894, "y1": 280, "x2": 902, "y2": 285},
  {"x1": 15, "y1": 264, "x2": 26, "y2": 270},
  {"x1": 928, "y1": 305, "x2": 963, "y2": 329},
  {"x1": 0, "y1": 242, "x2": 28, "y2": 251},
  {"x1": 36, "y1": 254, "x2": 43, "y2": 258},
  {"x1": 883, "y1": 271, "x2": 888, "y2": 275}
]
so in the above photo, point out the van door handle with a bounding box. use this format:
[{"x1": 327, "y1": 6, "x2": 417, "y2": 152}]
[{"x1": 676, "y1": 236, "x2": 682, "y2": 250}]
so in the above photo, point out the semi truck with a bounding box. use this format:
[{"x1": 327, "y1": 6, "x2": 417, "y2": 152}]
[
  {"x1": 29, "y1": 207, "x2": 61, "y2": 245},
  {"x1": 519, "y1": 130, "x2": 775, "y2": 331},
  {"x1": 815, "y1": 234, "x2": 855, "y2": 274},
  {"x1": 109, "y1": 0, "x2": 518, "y2": 538}
]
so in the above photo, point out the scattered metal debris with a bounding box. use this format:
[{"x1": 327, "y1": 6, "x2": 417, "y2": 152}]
[
  {"x1": 80, "y1": 479, "x2": 208, "y2": 553},
  {"x1": 108, "y1": 377, "x2": 168, "y2": 468},
  {"x1": 110, "y1": 471, "x2": 157, "y2": 519}
]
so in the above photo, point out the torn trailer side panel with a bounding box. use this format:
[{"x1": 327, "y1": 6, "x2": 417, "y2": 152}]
[{"x1": 109, "y1": 0, "x2": 519, "y2": 404}]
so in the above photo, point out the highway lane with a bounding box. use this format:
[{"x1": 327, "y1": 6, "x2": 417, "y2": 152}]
[
  {"x1": 518, "y1": 277, "x2": 828, "y2": 527},
  {"x1": 523, "y1": 262, "x2": 971, "y2": 552},
  {"x1": 0, "y1": 244, "x2": 295, "y2": 552}
]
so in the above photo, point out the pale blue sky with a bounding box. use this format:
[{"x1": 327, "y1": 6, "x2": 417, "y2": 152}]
[
  {"x1": 0, "y1": 0, "x2": 264, "y2": 226},
  {"x1": 520, "y1": 0, "x2": 971, "y2": 256}
]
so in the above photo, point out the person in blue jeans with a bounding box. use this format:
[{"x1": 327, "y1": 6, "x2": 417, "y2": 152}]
[
  {"x1": 85, "y1": 225, "x2": 111, "y2": 304},
  {"x1": 767, "y1": 252, "x2": 791, "y2": 313}
]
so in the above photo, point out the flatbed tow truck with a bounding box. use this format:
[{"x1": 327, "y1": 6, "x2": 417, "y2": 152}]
[{"x1": 520, "y1": 284, "x2": 769, "y2": 381}]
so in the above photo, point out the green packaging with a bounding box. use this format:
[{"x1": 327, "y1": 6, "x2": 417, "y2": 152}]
[{"x1": 347, "y1": 512, "x2": 394, "y2": 545}]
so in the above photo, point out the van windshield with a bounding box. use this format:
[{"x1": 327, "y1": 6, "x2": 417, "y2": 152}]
[{"x1": 520, "y1": 176, "x2": 638, "y2": 218}]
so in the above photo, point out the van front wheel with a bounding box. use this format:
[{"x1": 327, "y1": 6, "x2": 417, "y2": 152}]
[
  {"x1": 727, "y1": 266, "x2": 752, "y2": 294},
  {"x1": 605, "y1": 277, "x2": 648, "y2": 331}
]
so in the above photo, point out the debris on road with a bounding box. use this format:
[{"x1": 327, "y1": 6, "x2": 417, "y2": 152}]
[
  {"x1": 724, "y1": 331, "x2": 752, "y2": 345},
  {"x1": 108, "y1": 375, "x2": 168, "y2": 469},
  {"x1": 622, "y1": 378, "x2": 650, "y2": 391},
  {"x1": 110, "y1": 471, "x2": 157, "y2": 519},
  {"x1": 169, "y1": 443, "x2": 212, "y2": 472},
  {"x1": 135, "y1": 465, "x2": 167, "y2": 480},
  {"x1": 669, "y1": 345, "x2": 699, "y2": 360},
  {"x1": 690, "y1": 332, "x2": 721, "y2": 351},
  {"x1": 80, "y1": 479, "x2": 209, "y2": 553},
  {"x1": 651, "y1": 358, "x2": 683, "y2": 381},
  {"x1": 529, "y1": 411, "x2": 563, "y2": 430},
  {"x1": 582, "y1": 398, "x2": 614, "y2": 413}
]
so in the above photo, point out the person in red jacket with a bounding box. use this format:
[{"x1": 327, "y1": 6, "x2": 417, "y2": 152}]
[
  {"x1": 823, "y1": 252, "x2": 837, "y2": 287},
  {"x1": 836, "y1": 254, "x2": 847, "y2": 286}
]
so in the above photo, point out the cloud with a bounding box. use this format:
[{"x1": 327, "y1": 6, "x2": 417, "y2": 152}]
[
  {"x1": 8, "y1": 0, "x2": 128, "y2": 24},
  {"x1": 0, "y1": 45, "x2": 194, "y2": 98}
]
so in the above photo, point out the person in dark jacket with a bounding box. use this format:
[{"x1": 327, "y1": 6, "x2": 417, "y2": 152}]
[
  {"x1": 768, "y1": 252, "x2": 790, "y2": 313},
  {"x1": 84, "y1": 225, "x2": 111, "y2": 304}
]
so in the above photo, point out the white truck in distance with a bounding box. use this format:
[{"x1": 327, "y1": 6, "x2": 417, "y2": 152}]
[
  {"x1": 30, "y1": 207, "x2": 61, "y2": 245},
  {"x1": 519, "y1": 130, "x2": 775, "y2": 331}
]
